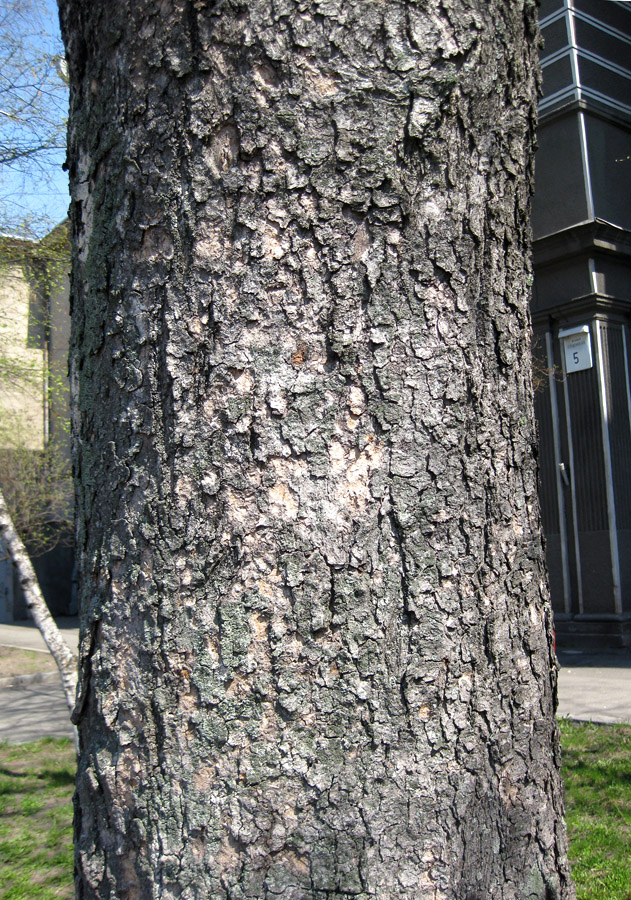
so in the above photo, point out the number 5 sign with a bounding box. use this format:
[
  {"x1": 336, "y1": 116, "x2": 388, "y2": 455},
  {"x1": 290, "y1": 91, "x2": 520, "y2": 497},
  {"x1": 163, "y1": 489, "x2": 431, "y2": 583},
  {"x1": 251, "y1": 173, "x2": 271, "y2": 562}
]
[{"x1": 559, "y1": 324, "x2": 593, "y2": 374}]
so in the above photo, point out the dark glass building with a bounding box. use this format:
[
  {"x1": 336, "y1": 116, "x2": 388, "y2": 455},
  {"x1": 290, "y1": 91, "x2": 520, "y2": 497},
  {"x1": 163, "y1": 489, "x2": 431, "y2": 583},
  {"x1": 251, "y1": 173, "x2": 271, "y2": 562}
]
[{"x1": 532, "y1": 0, "x2": 631, "y2": 647}]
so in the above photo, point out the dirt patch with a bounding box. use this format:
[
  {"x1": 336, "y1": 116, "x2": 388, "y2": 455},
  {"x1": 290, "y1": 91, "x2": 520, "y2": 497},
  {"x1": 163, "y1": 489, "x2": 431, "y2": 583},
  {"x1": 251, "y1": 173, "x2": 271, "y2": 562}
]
[{"x1": 0, "y1": 646, "x2": 57, "y2": 678}]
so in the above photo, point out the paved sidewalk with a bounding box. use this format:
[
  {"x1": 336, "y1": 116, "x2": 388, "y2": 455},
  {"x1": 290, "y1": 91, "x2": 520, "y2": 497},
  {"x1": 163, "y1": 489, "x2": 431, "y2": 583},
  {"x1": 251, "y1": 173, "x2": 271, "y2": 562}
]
[
  {"x1": 0, "y1": 618, "x2": 79, "y2": 742},
  {"x1": 1, "y1": 620, "x2": 630, "y2": 743},
  {"x1": 0, "y1": 617, "x2": 79, "y2": 653},
  {"x1": 0, "y1": 680, "x2": 75, "y2": 742},
  {"x1": 556, "y1": 649, "x2": 631, "y2": 725}
]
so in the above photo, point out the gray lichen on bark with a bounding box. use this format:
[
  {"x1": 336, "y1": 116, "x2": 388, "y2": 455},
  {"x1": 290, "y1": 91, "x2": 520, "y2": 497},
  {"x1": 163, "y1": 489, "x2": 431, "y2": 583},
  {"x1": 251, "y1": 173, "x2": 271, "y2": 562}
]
[{"x1": 60, "y1": 0, "x2": 575, "y2": 897}]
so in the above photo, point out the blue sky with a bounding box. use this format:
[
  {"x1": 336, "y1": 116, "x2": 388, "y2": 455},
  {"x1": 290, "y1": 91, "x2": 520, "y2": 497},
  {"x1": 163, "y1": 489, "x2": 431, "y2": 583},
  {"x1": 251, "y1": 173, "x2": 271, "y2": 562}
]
[{"x1": 0, "y1": 0, "x2": 69, "y2": 238}]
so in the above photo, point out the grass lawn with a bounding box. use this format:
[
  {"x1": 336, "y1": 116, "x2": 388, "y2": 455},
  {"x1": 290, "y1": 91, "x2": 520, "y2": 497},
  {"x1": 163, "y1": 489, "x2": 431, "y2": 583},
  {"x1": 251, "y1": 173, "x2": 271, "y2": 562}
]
[
  {"x1": 0, "y1": 738, "x2": 74, "y2": 900},
  {"x1": 0, "y1": 723, "x2": 629, "y2": 899},
  {"x1": 559, "y1": 718, "x2": 631, "y2": 900}
]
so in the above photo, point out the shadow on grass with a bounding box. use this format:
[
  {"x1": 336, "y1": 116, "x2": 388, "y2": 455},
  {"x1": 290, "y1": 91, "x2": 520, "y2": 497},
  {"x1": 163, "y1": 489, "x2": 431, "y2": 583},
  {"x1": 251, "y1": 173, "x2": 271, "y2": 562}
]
[{"x1": 39, "y1": 769, "x2": 75, "y2": 786}]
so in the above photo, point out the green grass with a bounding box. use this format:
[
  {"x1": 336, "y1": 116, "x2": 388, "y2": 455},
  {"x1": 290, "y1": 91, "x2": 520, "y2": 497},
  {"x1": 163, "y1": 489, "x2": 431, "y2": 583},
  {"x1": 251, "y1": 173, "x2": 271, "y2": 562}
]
[
  {"x1": 0, "y1": 724, "x2": 630, "y2": 899},
  {"x1": 0, "y1": 738, "x2": 74, "y2": 900},
  {"x1": 559, "y1": 719, "x2": 631, "y2": 900}
]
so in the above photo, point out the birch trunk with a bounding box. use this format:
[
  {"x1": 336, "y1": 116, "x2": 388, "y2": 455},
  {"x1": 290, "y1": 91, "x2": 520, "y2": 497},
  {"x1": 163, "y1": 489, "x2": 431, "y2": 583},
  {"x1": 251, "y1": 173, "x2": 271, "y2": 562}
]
[
  {"x1": 0, "y1": 486, "x2": 77, "y2": 712},
  {"x1": 60, "y1": 0, "x2": 575, "y2": 897}
]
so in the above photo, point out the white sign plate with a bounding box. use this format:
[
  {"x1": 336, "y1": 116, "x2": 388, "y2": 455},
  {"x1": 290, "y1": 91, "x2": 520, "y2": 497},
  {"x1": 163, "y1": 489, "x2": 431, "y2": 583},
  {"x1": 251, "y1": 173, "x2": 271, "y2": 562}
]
[{"x1": 560, "y1": 326, "x2": 593, "y2": 374}]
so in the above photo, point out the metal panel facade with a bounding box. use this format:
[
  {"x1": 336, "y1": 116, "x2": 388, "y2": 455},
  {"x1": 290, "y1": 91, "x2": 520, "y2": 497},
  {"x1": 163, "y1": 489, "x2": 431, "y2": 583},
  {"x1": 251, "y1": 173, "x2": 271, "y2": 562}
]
[{"x1": 532, "y1": 2, "x2": 631, "y2": 645}]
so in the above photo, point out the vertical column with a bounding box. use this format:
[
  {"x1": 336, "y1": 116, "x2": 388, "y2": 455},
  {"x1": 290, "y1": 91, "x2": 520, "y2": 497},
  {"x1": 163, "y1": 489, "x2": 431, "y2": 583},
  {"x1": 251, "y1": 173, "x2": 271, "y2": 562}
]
[
  {"x1": 622, "y1": 324, "x2": 631, "y2": 448},
  {"x1": 559, "y1": 325, "x2": 585, "y2": 613},
  {"x1": 0, "y1": 544, "x2": 14, "y2": 623},
  {"x1": 566, "y1": 0, "x2": 595, "y2": 220},
  {"x1": 594, "y1": 320, "x2": 622, "y2": 614},
  {"x1": 546, "y1": 331, "x2": 572, "y2": 614}
]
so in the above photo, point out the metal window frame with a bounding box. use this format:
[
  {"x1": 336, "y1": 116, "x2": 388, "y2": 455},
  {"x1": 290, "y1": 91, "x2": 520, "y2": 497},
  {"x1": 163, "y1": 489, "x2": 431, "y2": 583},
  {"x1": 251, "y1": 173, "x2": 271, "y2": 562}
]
[
  {"x1": 539, "y1": 83, "x2": 631, "y2": 117},
  {"x1": 539, "y1": 0, "x2": 631, "y2": 117}
]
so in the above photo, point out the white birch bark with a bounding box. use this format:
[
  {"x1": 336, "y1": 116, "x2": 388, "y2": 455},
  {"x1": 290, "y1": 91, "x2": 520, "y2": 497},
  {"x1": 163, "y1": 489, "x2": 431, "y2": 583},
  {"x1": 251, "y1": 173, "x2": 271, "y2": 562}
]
[{"x1": 0, "y1": 485, "x2": 77, "y2": 714}]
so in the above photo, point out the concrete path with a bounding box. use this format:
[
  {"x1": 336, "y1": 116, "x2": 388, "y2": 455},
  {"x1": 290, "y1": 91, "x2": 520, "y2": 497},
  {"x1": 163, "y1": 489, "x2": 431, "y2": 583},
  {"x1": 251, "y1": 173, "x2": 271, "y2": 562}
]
[
  {"x1": 0, "y1": 618, "x2": 79, "y2": 743},
  {"x1": 556, "y1": 649, "x2": 631, "y2": 725},
  {"x1": 0, "y1": 620, "x2": 630, "y2": 743},
  {"x1": 0, "y1": 617, "x2": 79, "y2": 653},
  {"x1": 0, "y1": 679, "x2": 75, "y2": 742}
]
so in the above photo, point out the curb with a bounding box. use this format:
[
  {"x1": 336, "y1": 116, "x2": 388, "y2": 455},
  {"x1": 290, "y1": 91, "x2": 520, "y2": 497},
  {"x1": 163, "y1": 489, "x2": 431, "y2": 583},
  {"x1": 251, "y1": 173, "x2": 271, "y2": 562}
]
[
  {"x1": 0, "y1": 671, "x2": 62, "y2": 690},
  {"x1": 0, "y1": 642, "x2": 50, "y2": 654}
]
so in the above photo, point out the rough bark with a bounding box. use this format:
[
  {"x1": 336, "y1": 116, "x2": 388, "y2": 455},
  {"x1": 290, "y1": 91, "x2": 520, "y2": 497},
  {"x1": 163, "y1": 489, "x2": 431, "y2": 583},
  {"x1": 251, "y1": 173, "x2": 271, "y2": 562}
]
[
  {"x1": 0, "y1": 485, "x2": 77, "y2": 713},
  {"x1": 60, "y1": 1, "x2": 575, "y2": 898}
]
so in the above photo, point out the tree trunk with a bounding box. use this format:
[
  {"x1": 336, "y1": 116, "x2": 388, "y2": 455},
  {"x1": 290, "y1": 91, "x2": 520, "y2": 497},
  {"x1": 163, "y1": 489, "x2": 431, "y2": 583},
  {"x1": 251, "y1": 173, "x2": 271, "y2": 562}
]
[
  {"x1": 0, "y1": 486, "x2": 77, "y2": 713},
  {"x1": 60, "y1": 1, "x2": 575, "y2": 897}
]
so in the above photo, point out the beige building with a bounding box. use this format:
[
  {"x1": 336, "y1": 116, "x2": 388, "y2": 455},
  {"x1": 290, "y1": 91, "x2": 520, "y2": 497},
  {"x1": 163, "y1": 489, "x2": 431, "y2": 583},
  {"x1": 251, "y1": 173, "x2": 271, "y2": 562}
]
[
  {"x1": 0, "y1": 262, "x2": 47, "y2": 450},
  {"x1": 0, "y1": 224, "x2": 73, "y2": 622}
]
